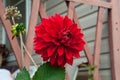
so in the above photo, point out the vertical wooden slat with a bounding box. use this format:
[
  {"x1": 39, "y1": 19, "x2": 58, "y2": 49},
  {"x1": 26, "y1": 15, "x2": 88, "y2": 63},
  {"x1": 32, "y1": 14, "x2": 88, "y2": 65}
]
[
  {"x1": 108, "y1": 0, "x2": 120, "y2": 79},
  {"x1": 24, "y1": 0, "x2": 40, "y2": 69},
  {"x1": 73, "y1": 12, "x2": 93, "y2": 65},
  {"x1": 65, "y1": 1, "x2": 93, "y2": 65},
  {"x1": 0, "y1": 1, "x2": 22, "y2": 69},
  {"x1": 66, "y1": 0, "x2": 112, "y2": 9},
  {"x1": 93, "y1": 7, "x2": 104, "y2": 80},
  {"x1": 66, "y1": 1, "x2": 74, "y2": 19},
  {"x1": 39, "y1": 0, "x2": 47, "y2": 18}
]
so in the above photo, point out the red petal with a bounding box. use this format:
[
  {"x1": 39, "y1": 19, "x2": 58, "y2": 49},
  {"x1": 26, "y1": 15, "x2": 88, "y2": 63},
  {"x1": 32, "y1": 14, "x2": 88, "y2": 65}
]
[
  {"x1": 47, "y1": 46, "x2": 57, "y2": 57},
  {"x1": 71, "y1": 42, "x2": 85, "y2": 51},
  {"x1": 43, "y1": 57, "x2": 49, "y2": 61},
  {"x1": 57, "y1": 55, "x2": 64, "y2": 66},
  {"x1": 66, "y1": 50, "x2": 73, "y2": 60},
  {"x1": 63, "y1": 16, "x2": 73, "y2": 28},
  {"x1": 66, "y1": 58, "x2": 73, "y2": 65},
  {"x1": 42, "y1": 34, "x2": 53, "y2": 42},
  {"x1": 57, "y1": 46, "x2": 64, "y2": 56},
  {"x1": 50, "y1": 53, "x2": 57, "y2": 65},
  {"x1": 73, "y1": 52, "x2": 80, "y2": 58},
  {"x1": 34, "y1": 38, "x2": 49, "y2": 50},
  {"x1": 35, "y1": 25, "x2": 46, "y2": 37}
]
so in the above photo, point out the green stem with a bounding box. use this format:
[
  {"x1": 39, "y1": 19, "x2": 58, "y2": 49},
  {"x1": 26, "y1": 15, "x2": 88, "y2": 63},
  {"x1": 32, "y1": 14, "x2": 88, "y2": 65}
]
[
  {"x1": 20, "y1": 33, "x2": 25, "y2": 68},
  {"x1": 11, "y1": 17, "x2": 24, "y2": 68},
  {"x1": 22, "y1": 42, "x2": 38, "y2": 69},
  {"x1": 11, "y1": 17, "x2": 38, "y2": 69},
  {"x1": 11, "y1": 17, "x2": 15, "y2": 25}
]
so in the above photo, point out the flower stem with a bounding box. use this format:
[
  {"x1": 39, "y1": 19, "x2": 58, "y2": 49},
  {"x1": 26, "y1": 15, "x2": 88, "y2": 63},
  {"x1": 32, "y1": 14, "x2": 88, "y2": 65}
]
[
  {"x1": 11, "y1": 17, "x2": 24, "y2": 68},
  {"x1": 11, "y1": 17, "x2": 15, "y2": 25},
  {"x1": 22, "y1": 42, "x2": 38, "y2": 69},
  {"x1": 11, "y1": 17, "x2": 38, "y2": 69},
  {"x1": 19, "y1": 33, "x2": 25, "y2": 68}
]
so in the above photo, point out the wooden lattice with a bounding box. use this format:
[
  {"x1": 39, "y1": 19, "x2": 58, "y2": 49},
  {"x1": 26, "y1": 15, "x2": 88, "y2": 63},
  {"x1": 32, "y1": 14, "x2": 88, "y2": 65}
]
[{"x1": 0, "y1": 0, "x2": 120, "y2": 80}]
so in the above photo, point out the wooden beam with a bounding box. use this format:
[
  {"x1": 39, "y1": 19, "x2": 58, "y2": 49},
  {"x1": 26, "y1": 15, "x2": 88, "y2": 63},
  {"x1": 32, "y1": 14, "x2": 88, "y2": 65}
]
[
  {"x1": 39, "y1": 0, "x2": 47, "y2": 18},
  {"x1": 0, "y1": 0, "x2": 22, "y2": 69},
  {"x1": 65, "y1": 1, "x2": 93, "y2": 65},
  {"x1": 67, "y1": 1, "x2": 74, "y2": 19},
  {"x1": 93, "y1": 7, "x2": 104, "y2": 80},
  {"x1": 67, "y1": 0, "x2": 112, "y2": 9},
  {"x1": 24, "y1": 0, "x2": 40, "y2": 69},
  {"x1": 108, "y1": 0, "x2": 120, "y2": 79}
]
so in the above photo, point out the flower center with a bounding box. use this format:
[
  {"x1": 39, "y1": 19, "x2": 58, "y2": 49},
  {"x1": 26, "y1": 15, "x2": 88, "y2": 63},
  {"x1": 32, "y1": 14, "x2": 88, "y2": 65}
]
[
  {"x1": 63, "y1": 31, "x2": 71, "y2": 39},
  {"x1": 57, "y1": 30, "x2": 72, "y2": 45}
]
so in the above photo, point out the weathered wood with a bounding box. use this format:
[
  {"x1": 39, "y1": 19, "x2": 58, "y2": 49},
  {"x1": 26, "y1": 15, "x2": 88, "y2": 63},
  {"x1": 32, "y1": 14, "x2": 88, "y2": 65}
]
[
  {"x1": 67, "y1": 0, "x2": 112, "y2": 9},
  {"x1": 65, "y1": 1, "x2": 94, "y2": 65},
  {"x1": 108, "y1": 0, "x2": 120, "y2": 79},
  {"x1": 73, "y1": 8, "x2": 94, "y2": 65},
  {"x1": 0, "y1": 0, "x2": 22, "y2": 69},
  {"x1": 67, "y1": 1, "x2": 74, "y2": 19},
  {"x1": 93, "y1": 7, "x2": 104, "y2": 80},
  {"x1": 39, "y1": 0, "x2": 47, "y2": 18},
  {"x1": 24, "y1": 0, "x2": 40, "y2": 69}
]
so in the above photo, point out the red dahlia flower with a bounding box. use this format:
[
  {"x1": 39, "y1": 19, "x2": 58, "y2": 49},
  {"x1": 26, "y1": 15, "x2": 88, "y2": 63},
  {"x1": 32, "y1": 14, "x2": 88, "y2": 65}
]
[{"x1": 34, "y1": 14, "x2": 85, "y2": 67}]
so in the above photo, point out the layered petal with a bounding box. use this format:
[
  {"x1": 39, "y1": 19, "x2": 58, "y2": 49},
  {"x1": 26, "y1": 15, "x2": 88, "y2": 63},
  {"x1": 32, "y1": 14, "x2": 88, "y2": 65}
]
[{"x1": 34, "y1": 14, "x2": 85, "y2": 67}]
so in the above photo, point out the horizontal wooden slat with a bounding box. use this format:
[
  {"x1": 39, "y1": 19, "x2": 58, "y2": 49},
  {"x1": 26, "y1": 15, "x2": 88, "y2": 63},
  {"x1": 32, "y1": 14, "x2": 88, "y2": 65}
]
[
  {"x1": 84, "y1": 23, "x2": 108, "y2": 42},
  {"x1": 47, "y1": 2, "x2": 67, "y2": 15},
  {"x1": 7, "y1": 37, "x2": 109, "y2": 63},
  {"x1": 7, "y1": 53, "x2": 111, "y2": 70},
  {"x1": 67, "y1": 0, "x2": 112, "y2": 9},
  {"x1": 80, "y1": 38, "x2": 109, "y2": 57},
  {"x1": 74, "y1": 53, "x2": 111, "y2": 69},
  {"x1": 46, "y1": 0, "x2": 63, "y2": 11},
  {"x1": 75, "y1": 5, "x2": 98, "y2": 18},
  {"x1": 80, "y1": 10, "x2": 108, "y2": 29}
]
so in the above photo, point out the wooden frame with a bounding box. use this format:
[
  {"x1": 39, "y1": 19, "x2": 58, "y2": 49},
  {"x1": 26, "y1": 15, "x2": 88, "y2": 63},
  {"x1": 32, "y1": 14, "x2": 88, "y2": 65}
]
[
  {"x1": 0, "y1": 0, "x2": 22, "y2": 68},
  {"x1": 0, "y1": 0, "x2": 120, "y2": 80}
]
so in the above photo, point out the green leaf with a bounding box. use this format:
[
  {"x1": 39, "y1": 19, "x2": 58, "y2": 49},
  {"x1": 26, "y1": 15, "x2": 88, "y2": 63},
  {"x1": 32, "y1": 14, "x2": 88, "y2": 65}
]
[
  {"x1": 88, "y1": 69, "x2": 94, "y2": 75},
  {"x1": 89, "y1": 65, "x2": 96, "y2": 70},
  {"x1": 15, "y1": 67, "x2": 31, "y2": 80},
  {"x1": 81, "y1": 64, "x2": 88, "y2": 67},
  {"x1": 11, "y1": 23, "x2": 26, "y2": 38},
  {"x1": 33, "y1": 62, "x2": 65, "y2": 80}
]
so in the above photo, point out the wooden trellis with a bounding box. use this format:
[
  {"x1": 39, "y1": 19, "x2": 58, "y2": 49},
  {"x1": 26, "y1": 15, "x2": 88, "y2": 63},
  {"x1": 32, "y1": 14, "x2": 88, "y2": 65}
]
[{"x1": 0, "y1": 0, "x2": 120, "y2": 80}]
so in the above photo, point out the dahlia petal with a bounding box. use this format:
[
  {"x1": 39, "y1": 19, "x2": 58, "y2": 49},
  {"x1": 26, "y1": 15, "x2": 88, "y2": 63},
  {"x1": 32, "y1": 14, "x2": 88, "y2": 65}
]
[
  {"x1": 73, "y1": 52, "x2": 80, "y2": 58},
  {"x1": 43, "y1": 57, "x2": 49, "y2": 61},
  {"x1": 57, "y1": 55, "x2": 64, "y2": 66},
  {"x1": 66, "y1": 58, "x2": 73, "y2": 65},
  {"x1": 35, "y1": 25, "x2": 46, "y2": 37},
  {"x1": 50, "y1": 53, "x2": 57, "y2": 66},
  {"x1": 34, "y1": 14, "x2": 85, "y2": 67},
  {"x1": 42, "y1": 34, "x2": 53, "y2": 42},
  {"x1": 66, "y1": 50, "x2": 73, "y2": 60},
  {"x1": 57, "y1": 46, "x2": 64, "y2": 56},
  {"x1": 71, "y1": 41, "x2": 85, "y2": 51},
  {"x1": 34, "y1": 38, "x2": 50, "y2": 50},
  {"x1": 47, "y1": 46, "x2": 57, "y2": 57},
  {"x1": 63, "y1": 16, "x2": 73, "y2": 28},
  {"x1": 41, "y1": 49, "x2": 48, "y2": 57}
]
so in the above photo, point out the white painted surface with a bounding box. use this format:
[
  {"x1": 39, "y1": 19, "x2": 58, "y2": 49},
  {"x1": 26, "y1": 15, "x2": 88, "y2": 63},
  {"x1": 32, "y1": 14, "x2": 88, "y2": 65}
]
[{"x1": 0, "y1": 69, "x2": 13, "y2": 80}]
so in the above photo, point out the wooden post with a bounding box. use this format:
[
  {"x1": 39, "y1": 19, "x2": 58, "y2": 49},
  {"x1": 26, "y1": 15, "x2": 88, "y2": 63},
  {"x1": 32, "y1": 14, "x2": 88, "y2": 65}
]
[
  {"x1": 24, "y1": 0, "x2": 40, "y2": 69},
  {"x1": 93, "y1": 7, "x2": 104, "y2": 80},
  {"x1": 0, "y1": 0, "x2": 22, "y2": 69},
  {"x1": 108, "y1": 0, "x2": 120, "y2": 79}
]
